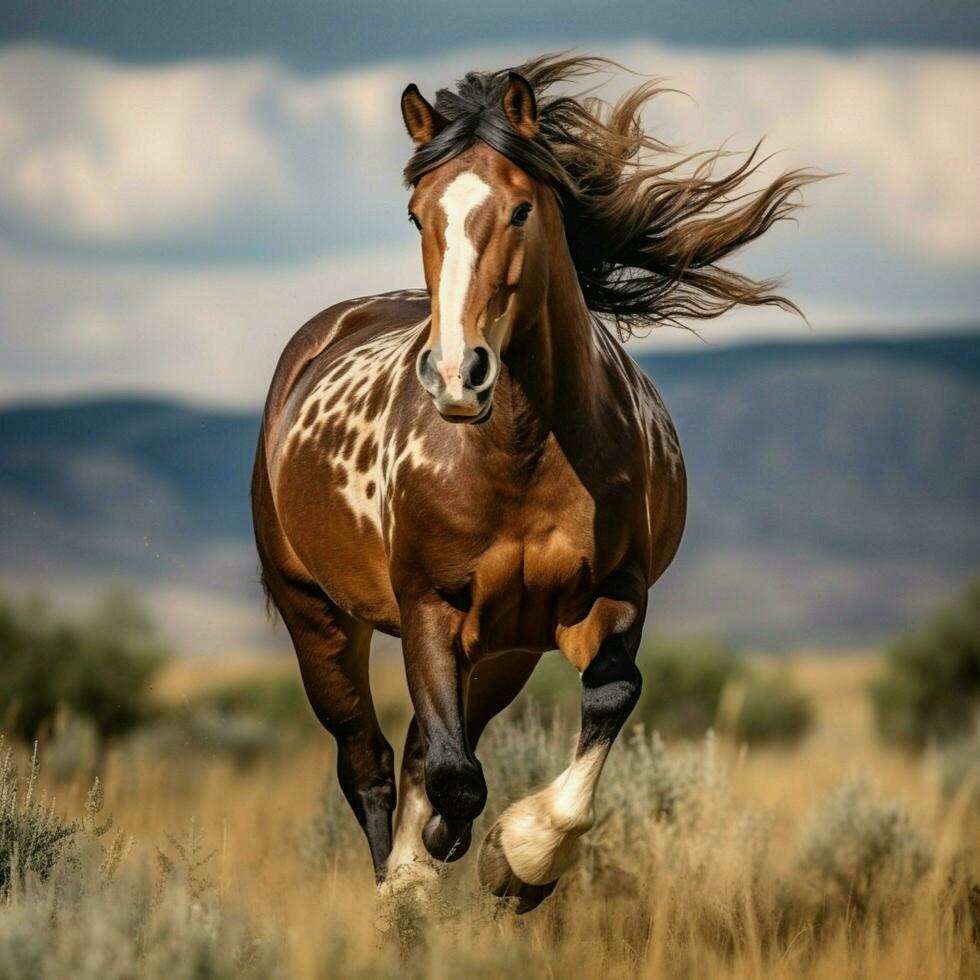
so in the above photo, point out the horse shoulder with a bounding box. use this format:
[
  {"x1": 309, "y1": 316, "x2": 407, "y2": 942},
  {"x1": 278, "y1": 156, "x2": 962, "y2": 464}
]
[{"x1": 263, "y1": 291, "x2": 430, "y2": 433}]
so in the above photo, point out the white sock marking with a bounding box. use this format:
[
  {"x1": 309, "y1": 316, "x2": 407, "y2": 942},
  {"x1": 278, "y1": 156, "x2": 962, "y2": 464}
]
[
  {"x1": 379, "y1": 777, "x2": 439, "y2": 899},
  {"x1": 494, "y1": 744, "x2": 611, "y2": 885},
  {"x1": 388, "y1": 778, "x2": 431, "y2": 872}
]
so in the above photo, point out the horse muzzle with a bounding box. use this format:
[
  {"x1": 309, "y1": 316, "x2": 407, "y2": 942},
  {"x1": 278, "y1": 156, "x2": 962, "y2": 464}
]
[{"x1": 416, "y1": 343, "x2": 499, "y2": 424}]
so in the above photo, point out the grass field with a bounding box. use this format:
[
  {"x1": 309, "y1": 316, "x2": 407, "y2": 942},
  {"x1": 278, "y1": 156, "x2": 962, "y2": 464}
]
[{"x1": 4, "y1": 649, "x2": 979, "y2": 979}]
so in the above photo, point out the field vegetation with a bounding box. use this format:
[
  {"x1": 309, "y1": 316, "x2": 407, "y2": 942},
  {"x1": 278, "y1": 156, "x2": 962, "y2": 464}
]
[{"x1": 0, "y1": 588, "x2": 978, "y2": 978}]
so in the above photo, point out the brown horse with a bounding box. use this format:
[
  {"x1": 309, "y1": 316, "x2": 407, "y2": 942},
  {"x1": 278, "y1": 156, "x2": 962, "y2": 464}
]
[{"x1": 252, "y1": 55, "x2": 815, "y2": 911}]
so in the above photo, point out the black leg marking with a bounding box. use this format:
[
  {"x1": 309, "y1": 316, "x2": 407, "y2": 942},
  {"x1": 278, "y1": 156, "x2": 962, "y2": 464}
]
[
  {"x1": 478, "y1": 632, "x2": 641, "y2": 912},
  {"x1": 421, "y1": 738, "x2": 486, "y2": 861},
  {"x1": 578, "y1": 633, "x2": 642, "y2": 752},
  {"x1": 424, "y1": 742, "x2": 487, "y2": 823},
  {"x1": 394, "y1": 652, "x2": 540, "y2": 869},
  {"x1": 334, "y1": 732, "x2": 397, "y2": 881},
  {"x1": 257, "y1": 556, "x2": 395, "y2": 885}
]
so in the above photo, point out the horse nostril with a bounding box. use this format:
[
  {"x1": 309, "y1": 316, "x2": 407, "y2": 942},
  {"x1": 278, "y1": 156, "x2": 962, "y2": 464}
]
[
  {"x1": 417, "y1": 348, "x2": 441, "y2": 391},
  {"x1": 462, "y1": 346, "x2": 494, "y2": 389}
]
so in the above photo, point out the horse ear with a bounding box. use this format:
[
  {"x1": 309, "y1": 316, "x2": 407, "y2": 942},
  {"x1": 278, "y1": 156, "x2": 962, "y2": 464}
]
[
  {"x1": 502, "y1": 72, "x2": 539, "y2": 139},
  {"x1": 401, "y1": 84, "x2": 448, "y2": 144}
]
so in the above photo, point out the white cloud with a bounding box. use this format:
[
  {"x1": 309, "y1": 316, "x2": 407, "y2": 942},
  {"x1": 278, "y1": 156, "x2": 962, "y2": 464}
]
[
  {"x1": 0, "y1": 241, "x2": 421, "y2": 405},
  {"x1": 0, "y1": 41, "x2": 977, "y2": 406},
  {"x1": 547, "y1": 42, "x2": 980, "y2": 262},
  {"x1": 1, "y1": 42, "x2": 978, "y2": 260},
  {"x1": 0, "y1": 48, "x2": 291, "y2": 241}
]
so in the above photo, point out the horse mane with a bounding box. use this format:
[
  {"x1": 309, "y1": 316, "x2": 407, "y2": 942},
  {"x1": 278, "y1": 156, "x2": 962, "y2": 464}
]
[{"x1": 403, "y1": 54, "x2": 822, "y2": 339}]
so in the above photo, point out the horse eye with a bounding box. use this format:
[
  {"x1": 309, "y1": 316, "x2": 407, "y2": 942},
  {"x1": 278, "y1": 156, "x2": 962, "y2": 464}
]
[
  {"x1": 511, "y1": 203, "x2": 532, "y2": 227},
  {"x1": 408, "y1": 213, "x2": 422, "y2": 233}
]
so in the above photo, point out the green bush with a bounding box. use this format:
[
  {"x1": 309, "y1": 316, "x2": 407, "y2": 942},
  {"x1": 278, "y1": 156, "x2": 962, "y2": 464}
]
[
  {"x1": 140, "y1": 673, "x2": 320, "y2": 767},
  {"x1": 634, "y1": 637, "x2": 743, "y2": 737},
  {"x1": 796, "y1": 778, "x2": 932, "y2": 915},
  {"x1": 189, "y1": 674, "x2": 315, "y2": 730},
  {"x1": 519, "y1": 640, "x2": 814, "y2": 745},
  {"x1": 0, "y1": 737, "x2": 79, "y2": 897},
  {"x1": 131, "y1": 710, "x2": 283, "y2": 769},
  {"x1": 602, "y1": 727, "x2": 713, "y2": 830},
  {"x1": 934, "y1": 736, "x2": 980, "y2": 809},
  {"x1": 734, "y1": 671, "x2": 813, "y2": 746},
  {"x1": 870, "y1": 580, "x2": 980, "y2": 748},
  {"x1": 0, "y1": 752, "x2": 283, "y2": 980},
  {"x1": 0, "y1": 592, "x2": 169, "y2": 743}
]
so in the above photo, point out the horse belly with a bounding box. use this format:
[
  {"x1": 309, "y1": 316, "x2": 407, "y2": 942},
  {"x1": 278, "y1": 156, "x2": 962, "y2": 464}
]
[{"x1": 274, "y1": 455, "x2": 400, "y2": 631}]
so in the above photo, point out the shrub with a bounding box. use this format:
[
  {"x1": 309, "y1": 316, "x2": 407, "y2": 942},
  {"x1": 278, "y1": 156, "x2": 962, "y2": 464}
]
[
  {"x1": 796, "y1": 778, "x2": 932, "y2": 914},
  {"x1": 934, "y1": 735, "x2": 980, "y2": 809},
  {"x1": 0, "y1": 741, "x2": 283, "y2": 980},
  {"x1": 633, "y1": 637, "x2": 742, "y2": 737},
  {"x1": 132, "y1": 709, "x2": 283, "y2": 768},
  {"x1": 189, "y1": 673, "x2": 316, "y2": 731},
  {"x1": 602, "y1": 727, "x2": 713, "y2": 830},
  {"x1": 870, "y1": 580, "x2": 980, "y2": 747},
  {"x1": 480, "y1": 702, "x2": 571, "y2": 810},
  {"x1": 0, "y1": 831, "x2": 284, "y2": 980},
  {"x1": 733, "y1": 671, "x2": 813, "y2": 745},
  {"x1": 0, "y1": 738, "x2": 79, "y2": 897},
  {"x1": 133, "y1": 672, "x2": 320, "y2": 767},
  {"x1": 0, "y1": 592, "x2": 169, "y2": 743},
  {"x1": 519, "y1": 641, "x2": 814, "y2": 746}
]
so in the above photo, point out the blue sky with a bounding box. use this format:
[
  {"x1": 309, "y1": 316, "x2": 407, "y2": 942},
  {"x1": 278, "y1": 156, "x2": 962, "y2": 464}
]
[
  {"x1": 4, "y1": 1, "x2": 979, "y2": 64},
  {"x1": 1, "y1": 3, "x2": 978, "y2": 405}
]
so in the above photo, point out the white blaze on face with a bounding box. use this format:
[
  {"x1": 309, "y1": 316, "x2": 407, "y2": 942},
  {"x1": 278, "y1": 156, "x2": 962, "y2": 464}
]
[{"x1": 437, "y1": 171, "x2": 491, "y2": 400}]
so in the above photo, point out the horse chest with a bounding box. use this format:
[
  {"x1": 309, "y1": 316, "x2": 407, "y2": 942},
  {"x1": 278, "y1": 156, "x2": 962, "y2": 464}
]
[{"x1": 458, "y1": 491, "x2": 606, "y2": 656}]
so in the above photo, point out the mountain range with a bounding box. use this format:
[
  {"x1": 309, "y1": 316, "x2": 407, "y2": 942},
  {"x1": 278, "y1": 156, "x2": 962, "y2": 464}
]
[{"x1": 1, "y1": 330, "x2": 977, "y2": 653}]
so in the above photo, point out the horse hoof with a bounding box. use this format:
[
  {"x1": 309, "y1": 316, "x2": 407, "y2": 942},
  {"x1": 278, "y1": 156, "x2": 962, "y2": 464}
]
[
  {"x1": 477, "y1": 823, "x2": 558, "y2": 914},
  {"x1": 422, "y1": 813, "x2": 472, "y2": 863}
]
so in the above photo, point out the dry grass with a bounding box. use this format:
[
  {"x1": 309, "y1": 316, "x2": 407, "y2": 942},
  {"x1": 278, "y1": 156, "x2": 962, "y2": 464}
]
[{"x1": 4, "y1": 651, "x2": 979, "y2": 979}]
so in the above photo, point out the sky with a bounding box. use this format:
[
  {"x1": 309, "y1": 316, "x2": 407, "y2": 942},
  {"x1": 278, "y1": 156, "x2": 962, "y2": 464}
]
[{"x1": 1, "y1": 2, "x2": 979, "y2": 406}]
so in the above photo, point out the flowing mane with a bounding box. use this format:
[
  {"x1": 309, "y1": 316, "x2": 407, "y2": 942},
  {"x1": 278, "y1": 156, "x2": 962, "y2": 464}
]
[{"x1": 404, "y1": 53, "x2": 821, "y2": 338}]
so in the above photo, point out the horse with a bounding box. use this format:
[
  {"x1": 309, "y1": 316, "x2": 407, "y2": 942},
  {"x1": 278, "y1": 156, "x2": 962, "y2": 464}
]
[{"x1": 252, "y1": 55, "x2": 816, "y2": 912}]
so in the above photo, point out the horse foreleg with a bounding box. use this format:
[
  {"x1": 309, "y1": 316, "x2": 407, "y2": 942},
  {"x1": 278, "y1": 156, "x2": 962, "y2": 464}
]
[
  {"x1": 399, "y1": 600, "x2": 487, "y2": 864},
  {"x1": 386, "y1": 651, "x2": 540, "y2": 890},
  {"x1": 478, "y1": 632, "x2": 641, "y2": 912}
]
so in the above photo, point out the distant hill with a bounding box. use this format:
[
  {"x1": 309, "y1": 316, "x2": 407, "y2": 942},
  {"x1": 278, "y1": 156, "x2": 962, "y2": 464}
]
[
  {"x1": 1, "y1": 331, "x2": 978, "y2": 651},
  {"x1": 636, "y1": 333, "x2": 980, "y2": 566}
]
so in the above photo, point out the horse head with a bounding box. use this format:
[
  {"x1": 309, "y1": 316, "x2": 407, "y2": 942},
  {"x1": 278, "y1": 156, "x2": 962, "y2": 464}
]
[{"x1": 400, "y1": 74, "x2": 555, "y2": 423}]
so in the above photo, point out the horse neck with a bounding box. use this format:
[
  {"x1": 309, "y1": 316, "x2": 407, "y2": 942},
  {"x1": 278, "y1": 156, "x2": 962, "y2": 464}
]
[{"x1": 501, "y1": 231, "x2": 604, "y2": 441}]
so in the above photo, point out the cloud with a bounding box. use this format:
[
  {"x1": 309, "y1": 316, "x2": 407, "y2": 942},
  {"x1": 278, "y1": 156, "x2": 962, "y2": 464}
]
[
  {"x1": 1, "y1": 42, "x2": 978, "y2": 262},
  {"x1": 0, "y1": 45, "x2": 418, "y2": 258},
  {"x1": 0, "y1": 41, "x2": 978, "y2": 406},
  {"x1": 2, "y1": 231, "x2": 975, "y2": 406},
  {"x1": 0, "y1": 240, "x2": 421, "y2": 404},
  {"x1": 653, "y1": 45, "x2": 980, "y2": 261},
  {"x1": 0, "y1": 48, "x2": 286, "y2": 243}
]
